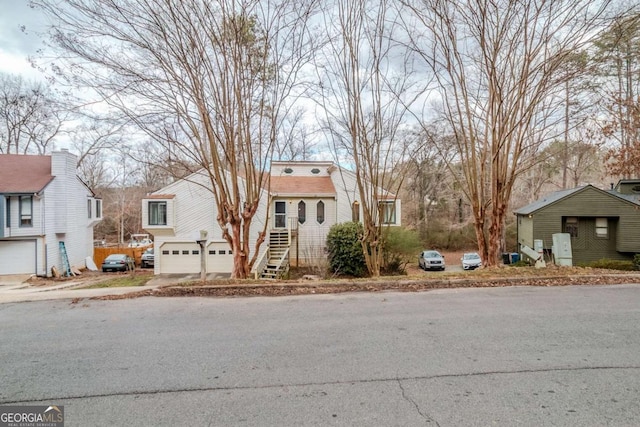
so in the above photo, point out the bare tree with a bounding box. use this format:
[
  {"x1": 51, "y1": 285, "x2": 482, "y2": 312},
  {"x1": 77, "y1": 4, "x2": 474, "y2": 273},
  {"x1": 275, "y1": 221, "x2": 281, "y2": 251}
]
[
  {"x1": 0, "y1": 73, "x2": 67, "y2": 154},
  {"x1": 315, "y1": 0, "x2": 419, "y2": 276},
  {"x1": 402, "y1": 0, "x2": 612, "y2": 266},
  {"x1": 34, "y1": 0, "x2": 319, "y2": 278},
  {"x1": 591, "y1": 12, "x2": 640, "y2": 178}
]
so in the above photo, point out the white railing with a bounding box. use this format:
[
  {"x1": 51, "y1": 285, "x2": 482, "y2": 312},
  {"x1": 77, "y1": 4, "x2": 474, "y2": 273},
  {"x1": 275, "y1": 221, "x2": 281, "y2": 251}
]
[{"x1": 252, "y1": 245, "x2": 270, "y2": 279}]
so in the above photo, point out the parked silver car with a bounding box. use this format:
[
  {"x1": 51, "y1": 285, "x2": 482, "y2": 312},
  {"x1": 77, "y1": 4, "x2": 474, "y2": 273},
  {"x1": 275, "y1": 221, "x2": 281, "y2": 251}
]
[
  {"x1": 461, "y1": 252, "x2": 482, "y2": 270},
  {"x1": 419, "y1": 250, "x2": 445, "y2": 271},
  {"x1": 101, "y1": 254, "x2": 135, "y2": 272},
  {"x1": 141, "y1": 248, "x2": 154, "y2": 268}
]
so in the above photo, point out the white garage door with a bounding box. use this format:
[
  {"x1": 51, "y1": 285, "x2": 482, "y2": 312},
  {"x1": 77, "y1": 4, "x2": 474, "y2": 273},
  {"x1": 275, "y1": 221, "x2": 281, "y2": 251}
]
[
  {"x1": 159, "y1": 242, "x2": 201, "y2": 274},
  {"x1": 206, "y1": 242, "x2": 234, "y2": 273},
  {"x1": 0, "y1": 240, "x2": 36, "y2": 275}
]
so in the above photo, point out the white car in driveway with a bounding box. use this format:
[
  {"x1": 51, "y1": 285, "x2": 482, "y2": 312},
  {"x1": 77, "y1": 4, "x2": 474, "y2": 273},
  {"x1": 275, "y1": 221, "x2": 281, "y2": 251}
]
[
  {"x1": 461, "y1": 252, "x2": 482, "y2": 270},
  {"x1": 419, "y1": 250, "x2": 445, "y2": 271}
]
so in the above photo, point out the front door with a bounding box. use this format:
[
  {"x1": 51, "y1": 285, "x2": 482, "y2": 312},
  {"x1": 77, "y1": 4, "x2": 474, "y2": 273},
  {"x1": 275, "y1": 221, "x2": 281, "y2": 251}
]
[{"x1": 274, "y1": 201, "x2": 287, "y2": 228}]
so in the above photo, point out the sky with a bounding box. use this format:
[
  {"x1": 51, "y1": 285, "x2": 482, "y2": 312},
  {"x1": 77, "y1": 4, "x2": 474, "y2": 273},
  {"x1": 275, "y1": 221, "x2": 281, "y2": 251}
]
[{"x1": 0, "y1": 1, "x2": 48, "y2": 79}]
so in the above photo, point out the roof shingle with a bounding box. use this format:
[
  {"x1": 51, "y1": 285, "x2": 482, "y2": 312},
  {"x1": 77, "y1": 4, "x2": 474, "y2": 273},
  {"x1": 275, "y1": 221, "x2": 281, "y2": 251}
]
[{"x1": 0, "y1": 154, "x2": 53, "y2": 193}]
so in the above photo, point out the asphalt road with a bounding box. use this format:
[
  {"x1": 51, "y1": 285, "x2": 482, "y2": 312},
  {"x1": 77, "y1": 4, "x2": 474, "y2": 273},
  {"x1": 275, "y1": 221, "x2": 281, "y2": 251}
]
[{"x1": 1, "y1": 284, "x2": 639, "y2": 426}]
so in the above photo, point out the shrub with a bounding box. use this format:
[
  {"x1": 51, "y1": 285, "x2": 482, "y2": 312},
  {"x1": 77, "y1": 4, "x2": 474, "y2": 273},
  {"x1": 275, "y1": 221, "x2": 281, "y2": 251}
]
[
  {"x1": 634, "y1": 254, "x2": 640, "y2": 271},
  {"x1": 586, "y1": 259, "x2": 635, "y2": 271},
  {"x1": 326, "y1": 222, "x2": 367, "y2": 277},
  {"x1": 382, "y1": 227, "x2": 423, "y2": 275}
]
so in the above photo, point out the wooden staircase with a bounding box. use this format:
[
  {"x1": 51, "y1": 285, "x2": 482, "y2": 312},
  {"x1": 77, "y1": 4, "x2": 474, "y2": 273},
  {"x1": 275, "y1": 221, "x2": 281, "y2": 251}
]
[{"x1": 258, "y1": 230, "x2": 291, "y2": 280}]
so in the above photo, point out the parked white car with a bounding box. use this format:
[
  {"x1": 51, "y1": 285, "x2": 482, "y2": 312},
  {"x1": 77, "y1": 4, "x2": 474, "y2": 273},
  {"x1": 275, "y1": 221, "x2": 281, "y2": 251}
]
[{"x1": 461, "y1": 252, "x2": 482, "y2": 270}]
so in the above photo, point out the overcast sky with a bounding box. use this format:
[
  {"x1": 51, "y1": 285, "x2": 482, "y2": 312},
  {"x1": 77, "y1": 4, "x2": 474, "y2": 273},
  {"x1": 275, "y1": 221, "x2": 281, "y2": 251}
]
[{"x1": 0, "y1": 1, "x2": 48, "y2": 79}]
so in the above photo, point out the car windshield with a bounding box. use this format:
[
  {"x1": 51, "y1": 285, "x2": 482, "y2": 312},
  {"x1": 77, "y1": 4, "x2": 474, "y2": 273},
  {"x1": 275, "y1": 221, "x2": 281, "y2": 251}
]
[
  {"x1": 464, "y1": 253, "x2": 480, "y2": 260},
  {"x1": 144, "y1": 248, "x2": 153, "y2": 254},
  {"x1": 105, "y1": 254, "x2": 126, "y2": 261},
  {"x1": 423, "y1": 251, "x2": 441, "y2": 258}
]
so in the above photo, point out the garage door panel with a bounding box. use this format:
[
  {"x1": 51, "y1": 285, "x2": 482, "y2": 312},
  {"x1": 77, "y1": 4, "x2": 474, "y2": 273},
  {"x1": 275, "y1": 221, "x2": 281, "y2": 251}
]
[
  {"x1": 206, "y1": 243, "x2": 234, "y2": 273},
  {"x1": 0, "y1": 240, "x2": 36, "y2": 275},
  {"x1": 159, "y1": 243, "x2": 200, "y2": 274}
]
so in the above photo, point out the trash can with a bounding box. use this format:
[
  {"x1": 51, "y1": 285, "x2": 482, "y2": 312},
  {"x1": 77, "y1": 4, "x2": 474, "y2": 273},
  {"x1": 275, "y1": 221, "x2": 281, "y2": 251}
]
[
  {"x1": 511, "y1": 253, "x2": 520, "y2": 263},
  {"x1": 502, "y1": 253, "x2": 511, "y2": 265}
]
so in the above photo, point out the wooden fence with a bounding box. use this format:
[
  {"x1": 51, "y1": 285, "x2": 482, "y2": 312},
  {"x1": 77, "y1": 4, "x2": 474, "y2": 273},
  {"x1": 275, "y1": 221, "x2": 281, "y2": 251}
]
[{"x1": 94, "y1": 246, "x2": 150, "y2": 268}]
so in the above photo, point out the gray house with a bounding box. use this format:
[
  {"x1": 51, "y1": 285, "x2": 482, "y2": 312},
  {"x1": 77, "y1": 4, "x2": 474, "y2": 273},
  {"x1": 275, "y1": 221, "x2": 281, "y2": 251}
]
[{"x1": 514, "y1": 180, "x2": 640, "y2": 264}]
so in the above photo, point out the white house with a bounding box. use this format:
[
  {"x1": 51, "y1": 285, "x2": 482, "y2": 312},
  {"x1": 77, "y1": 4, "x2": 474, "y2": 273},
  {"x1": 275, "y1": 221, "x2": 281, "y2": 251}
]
[
  {"x1": 141, "y1": 161, "x2": 401, "y2": 277},
  {"x1": 0, "y1": 150, "x2": 102, "y2": 276}
]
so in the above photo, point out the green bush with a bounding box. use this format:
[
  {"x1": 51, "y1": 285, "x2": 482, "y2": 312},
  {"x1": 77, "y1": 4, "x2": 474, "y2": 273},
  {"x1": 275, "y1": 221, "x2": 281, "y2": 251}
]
[
  {"x1": 382, "y1": 227, "x2": 423, "y2": 275},
  {"x1": 634, "y1": 254, "x2": 640, "y2": 271},
  {"x1": 586, "y1": 259, "x2": 636, "y2": 271},
  {"x1": 326, "y1": 222, "x2": 367, "y2": 277}
]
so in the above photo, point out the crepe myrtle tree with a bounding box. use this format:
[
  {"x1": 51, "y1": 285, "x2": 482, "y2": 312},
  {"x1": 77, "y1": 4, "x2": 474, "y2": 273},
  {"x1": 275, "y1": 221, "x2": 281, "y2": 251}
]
[
  {"x1": 34, "y1": 0, "x2": 320, "y2": 278},
  {"x1": 402, "y1": 0, "x2": 613, "y2": 266},
  {"x1": 315, "y1": 0, "x2": 420, "y2": 277}
]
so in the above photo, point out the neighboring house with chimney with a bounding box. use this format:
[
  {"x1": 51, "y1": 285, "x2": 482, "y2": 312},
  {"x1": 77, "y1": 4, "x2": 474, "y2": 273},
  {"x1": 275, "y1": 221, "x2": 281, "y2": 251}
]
[
  {"x1": 0, "y1": 150, "x2": 102, "y2": 276},
  {"x1": 141, "y1": 161, "x2": 401, "y2": 278}
]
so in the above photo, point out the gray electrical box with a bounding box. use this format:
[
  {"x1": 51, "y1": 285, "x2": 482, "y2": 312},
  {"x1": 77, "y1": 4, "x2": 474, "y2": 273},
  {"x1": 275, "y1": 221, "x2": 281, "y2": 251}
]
[{"x1": 552, "y1": 233, "x2": 573, "y2": 266}]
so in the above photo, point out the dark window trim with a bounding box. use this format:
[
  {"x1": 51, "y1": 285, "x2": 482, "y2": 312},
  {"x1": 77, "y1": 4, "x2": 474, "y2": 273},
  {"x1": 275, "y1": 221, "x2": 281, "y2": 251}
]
[
  {"x1": 298, "y1": 200, "x2": 306, "y2": 224},
  {"x1": 5, "y1": 197, "x2": 10, "y2": 227},
  {"x1": 317, "y1": 200, "x2": 325, "y2": 224}
]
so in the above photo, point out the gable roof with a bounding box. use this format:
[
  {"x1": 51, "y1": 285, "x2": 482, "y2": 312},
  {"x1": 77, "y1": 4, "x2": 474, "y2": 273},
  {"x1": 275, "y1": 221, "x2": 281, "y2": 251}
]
[
  {"x1": 269, "y1": 176, "x2": 336, "y2": 197},
  {"x1": 515, "y1": 184, "x2": 640, "y2": 215},
  {"x1": 0, "y1": 154, "x2": 54, "y2": 194}
]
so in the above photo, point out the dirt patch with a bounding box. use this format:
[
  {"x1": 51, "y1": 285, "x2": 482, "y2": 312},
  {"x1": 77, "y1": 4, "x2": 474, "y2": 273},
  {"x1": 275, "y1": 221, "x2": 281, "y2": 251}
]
[{"x1": 27, "y1": 269, "x2": 153, "y2": 288}]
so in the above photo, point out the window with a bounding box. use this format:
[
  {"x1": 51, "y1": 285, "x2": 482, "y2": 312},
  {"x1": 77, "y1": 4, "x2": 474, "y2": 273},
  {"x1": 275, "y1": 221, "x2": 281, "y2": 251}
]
[
  {"x1": 317, "y1": 201, "x2": 325, "y2": 224},
  {"x1": 87, "y1": 199, "x2": 92, "y2": 218},
  {"x1": 379, "y1": 201, "x2": 396, "y2": 224},
  {"x1": 298, "y1": 201, "x2": 306, "y2": 224},
  {"x1": 96, "y1": 200, "x2": 102, "y2": 218},
  {"x1": 5, "y1": 197, "x2": 10, "y2": 227},
  {"x1": 565, "y1": 217, "x2": 578, "y2": 237},
  {"x1": 19, "y1": 196, "x2": 32, "y2": 227},
  {"x1": 595, "y1": 218, "x2": 608, "y2": 238},
  {"x1": 352, "y1": 201, "x2": 360, "y2": 222},
  {"x1": 284, "y1": 167, "x2": 293, "y2": 174},
  {"x1": 192, "y1": 250, "x2": 199, "y2": 255},
  {"x1": 149, "y1": 201, "x2": 167, "y2": 225},
  {"x1": 311, "y1": 168, "x2": 320, "y2": 174}
]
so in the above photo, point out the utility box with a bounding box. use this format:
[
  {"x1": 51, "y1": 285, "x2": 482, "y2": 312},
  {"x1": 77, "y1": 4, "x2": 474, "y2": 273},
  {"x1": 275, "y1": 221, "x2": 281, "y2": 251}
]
[
  {"x1": 534, "y1": 239, "x2": 544, "y2": 255},
  {"x1": 552, "y1": 233, "x2": 573, "y2": 266}
]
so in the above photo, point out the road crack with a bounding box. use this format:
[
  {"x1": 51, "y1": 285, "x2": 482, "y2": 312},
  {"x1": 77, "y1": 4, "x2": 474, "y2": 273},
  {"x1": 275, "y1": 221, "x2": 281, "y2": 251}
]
[
  {"x1": 3, "y1": 365, "x2": 639, "y2": 405},
  {"x1": 397, "y1": 378, "x2": 440, "y2": 426}
]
